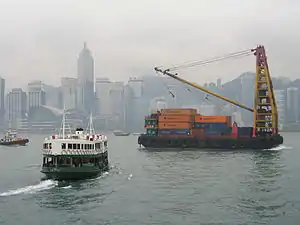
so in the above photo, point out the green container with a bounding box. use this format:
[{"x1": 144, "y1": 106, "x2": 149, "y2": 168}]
[
  {"x1": 146, "y1": 128, "x2": 158, "y2": 136},
  {"x1": 145, "y1": 119, "x2": 158, "y2": 126}
]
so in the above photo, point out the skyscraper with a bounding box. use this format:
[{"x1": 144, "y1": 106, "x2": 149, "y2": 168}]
[
  {"x1": 0, "y1": 77, "x2": 5, "y2": 125},
  {"x1": 274, "y1": 89, "x2": 286, "y2": 128},
  {"x1": 287, "y1": 87, "x2": 299, "y2": 123},
  {"x1": 27, "y1": 80, "x2": 46, "y2": 110},
  {"x1": 77, "y1": 42, "x2": 95, "y2": 114},
  {"x1": 6, "y1": 88, "x2": 27, "y2": 128}
]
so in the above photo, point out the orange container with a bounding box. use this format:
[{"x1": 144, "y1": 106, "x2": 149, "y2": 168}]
[
  {"x1": 191, "y1": 128, "x2": 205, "y2": 137},
  {"x1": 195, "y1": 115, "x2": 231, "y2": 124},
  {"x1": 158, "y1": 122, "x2": 193, "y2": 129},
  {"x1": 158, "y1": 115, "x2": 195, "y2": 122},
  {"x1": 161, "y1": 108, "x2": 197, "y2": 115}
]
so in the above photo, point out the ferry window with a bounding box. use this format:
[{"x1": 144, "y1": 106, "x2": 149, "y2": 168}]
[
  {"x1": 104, "y1": 141, "x2": 107, "y2": 147},
  {"x1": 62, "y1": 143, "x2": 66, "y2": 149},
  {"x1": 49, "y1": 143, "x2": 52, "y2": 149},
  {"x1": 91, "y1": 144, "x2": 94, "y2": 149},
  {"x1": 95, "y1": 143, "x2": 100, "y2": 149},
  {"x1": 68, "y1": 143, "x2": 72, "y2": 149},
  {"x1": 73, "y1": 143, "x2": 77, "y2": 149},
  {"x1": 81, "y1": 144, "x2": 84, "y2": 149},
  {"x1": 85, "y1": 144, "x2": 88, "y2": 149},
  {"x1": 77, "y1": 144, "x2": 80, "y2": 149},
  {"x1": 43, "y1": 143, "x2": 47, "y2": 149}
]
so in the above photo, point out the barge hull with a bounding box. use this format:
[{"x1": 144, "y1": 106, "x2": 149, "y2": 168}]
[{"x1": 138, "y1": 135, "x2": 283, "y2": 150}]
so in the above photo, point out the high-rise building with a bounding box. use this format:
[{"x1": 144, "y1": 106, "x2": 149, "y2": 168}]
[
  {"x1": 94, "y1": 78, "x2": 125, "y2": 130},
  {"x1": 77, "y1": 42, "x2": 95, "y2": 114},
  {"x1": 109, "y1": 82, "x2": 125, "y2": 129},
  {"x1": 126, "y1": 77, "x2": 145, "y2": 132},
  {"x1": 27, "y1": 80, "x2": 46, "y2": 109},
  {"x1": 6, "y1": 88, "x2": 27, "y2": 128},
  {"x1": 95, "y1": 78, "x2": 112, "y2": 116},
  {"x1": 149, "y1": 97, "x2": 167, "y2": 113},
  {"x1": 61, "y1": 77, "x2": 78, "y2": 110},
  {"x1": 287, "y1": 87, "x2": 299, "y2": 123},
  {"x1": 127, "y1": 77, "x2": 143, "y2": 98},
  {"x1": 217, "y1": 78, "x2": 222, "y2": 89},
  {"x1": 0, "y1": 77, "x2": 5, "y2": 125},
  {"x1": 274, "y1": 89, "x2": 286, "y2": 128}
]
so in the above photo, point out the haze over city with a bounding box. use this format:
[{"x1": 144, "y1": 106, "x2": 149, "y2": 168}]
[{"x1": 0, "y1": 0, "x2": 299, "y2": 90}]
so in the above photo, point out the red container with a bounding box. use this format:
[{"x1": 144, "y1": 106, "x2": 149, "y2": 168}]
[{"x1": 158, "y1": 122, "x2": 193, "y2": 129}]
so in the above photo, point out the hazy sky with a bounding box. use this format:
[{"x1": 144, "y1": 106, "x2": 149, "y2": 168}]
[{"x1": 0, "y1": 0, "x2": 299, "y2": 90}]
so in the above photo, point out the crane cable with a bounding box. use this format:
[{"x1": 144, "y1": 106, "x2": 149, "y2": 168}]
[{"x1": 167, "y1": 49, "x2": 253, "y2": 71}]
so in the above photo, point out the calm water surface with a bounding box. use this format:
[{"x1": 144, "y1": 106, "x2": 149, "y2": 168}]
[{"x1": 0, "y1": 132, "x2": 299, "y2": 225}]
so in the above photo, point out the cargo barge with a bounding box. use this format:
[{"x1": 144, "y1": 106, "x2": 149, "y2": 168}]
[
  {"x1": 138, "y1": 109, "x2": 283, "y2": 150},
  {"x1": 138, "y1": 45, "x2": 284, "y2": 151}
]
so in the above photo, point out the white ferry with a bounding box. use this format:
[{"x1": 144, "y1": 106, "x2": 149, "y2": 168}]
[{"x1": 41, "y1": 112, "x2": 108, "y2": 180}]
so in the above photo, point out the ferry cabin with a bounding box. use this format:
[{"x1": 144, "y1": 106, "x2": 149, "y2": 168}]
[{"x1": 42, "y1": 138, "x2": 108, "y2": 169}]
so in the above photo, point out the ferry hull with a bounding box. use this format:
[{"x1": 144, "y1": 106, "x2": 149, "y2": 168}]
[
  {"x1": 41, "y1": 164, "x2": 109, "y2": 181},
  {"x1": 138, "y1": 134, "x2": 283, "y2": 151},
  {"x1": 0, "y1": 138, "x2": 29, "y2": 146}
]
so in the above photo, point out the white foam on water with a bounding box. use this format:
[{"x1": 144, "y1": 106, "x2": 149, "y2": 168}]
[
  {"x1": 61, "y1": 185, "x2": 72, "y2": 189},
  {"x1": 0, "y1": 180, "x2": 58, "y2": 197},
  {"x1": 127, "y1": 174, "x2": 133, "y2": 180},
  {"x1": 264, "y1": 145, "x2": 292, "y2": 151}
]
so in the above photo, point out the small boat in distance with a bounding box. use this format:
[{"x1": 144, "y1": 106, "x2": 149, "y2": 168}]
[
  {"x1": 41, "y1": 112, "x2": 109, "y2": 180},
  {"x1": 0, "y1": 129, "x2": 29, "y2": 146},
  {"x1": 113, "y1": 130, "x2": 131, "y2": 136}
]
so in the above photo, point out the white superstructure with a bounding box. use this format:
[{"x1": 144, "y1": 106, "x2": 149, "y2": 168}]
[{"x1": 42, "y1": 111, "x2": 108, "y2": 156}]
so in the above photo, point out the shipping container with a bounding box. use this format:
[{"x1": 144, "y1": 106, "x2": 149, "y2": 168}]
[
  {"x1": 161, "y1": 108, "x2": 197, "y2": 115},
  {"x1": 145, "y1": 119, "x2": 158, "y2": 126},
  {"x1": 146, "y1": 128, "x2": 158, "y2": 136},
  {"x1": 238, "y1": 127, "x2": 253, "y2": 137},
  {"x1": 191, "y1": 128, "x2": 205, "y2": 137},
  {"x1": 194, "y1": 122, "x2": 228, "y2": 129},
  {"x1": 158, "y1": 129, "x2": 191, "y2": 135},
  {"x1": 158, "y1": 115, "x2": 195, "y2": 123},
  {"x1": 194, "y1": 123, "x2": 232, "y2": 135},
  {"x1": 195, "y1": 115, "x2": 231, "y2": 124},
  {"x1": 158, "y1": 122, "x2": 193, "y2": 129},
  {"x1": 204, "y1": 128, "x2": 232, "y2": 136}
]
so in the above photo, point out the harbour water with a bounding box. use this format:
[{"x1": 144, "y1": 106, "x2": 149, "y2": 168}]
[{"x1": 0, "y1": 132, "x2": 299, "y2": 225}]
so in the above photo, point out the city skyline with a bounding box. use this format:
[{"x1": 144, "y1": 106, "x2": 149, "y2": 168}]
[{"x1": 0, "y1": 1, "x2": 299, "y2": 90}]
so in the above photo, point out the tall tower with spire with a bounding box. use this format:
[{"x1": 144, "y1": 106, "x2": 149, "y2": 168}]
[{"x1": 77, "y1": 42, "x2": 95, "y2": 114}]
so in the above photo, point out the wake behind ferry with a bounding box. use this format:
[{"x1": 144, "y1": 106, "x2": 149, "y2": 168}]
[{"x1": 41, "y1": 112, "x2": 108, "y2": 180}]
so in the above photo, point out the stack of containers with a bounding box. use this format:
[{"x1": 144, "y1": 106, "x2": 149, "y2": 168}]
[
  {"x1": 194, "y1": 115, "x2": 232, "y2": 136},
  {"x1": 157, "y1": 108, "x2": 197, "y2": 137},
  {"x1": 144, "y1": 113, "x2": 160, "y2": 136}
]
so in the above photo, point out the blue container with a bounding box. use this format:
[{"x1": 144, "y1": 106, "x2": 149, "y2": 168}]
[
  {"x1": 195, "y1": 122, "x2": 229, "y2": 131},
  {"x1": 158, "y1": 129, "x2": 190, "y2": 135}
]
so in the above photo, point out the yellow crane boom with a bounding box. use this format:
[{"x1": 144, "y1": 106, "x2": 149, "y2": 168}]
[{"x1": 154, "y1": 67, "x2": 254, "y2": 112}]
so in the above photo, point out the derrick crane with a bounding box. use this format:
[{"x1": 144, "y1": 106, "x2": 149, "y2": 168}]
[
  {"x1": 253, "y1": 45, "x2": 278, "y2": 137},
  {"x1": 154, "y1": 45, "x2": 278, "y2": 137}
]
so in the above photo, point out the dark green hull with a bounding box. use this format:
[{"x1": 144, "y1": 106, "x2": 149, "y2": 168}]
[
  {"x1": 41, "y1": 151, "x2": 109, "y2": 181},
  {"x1": 41, "y1": 164, "x2": 109, "y2": 181}
]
